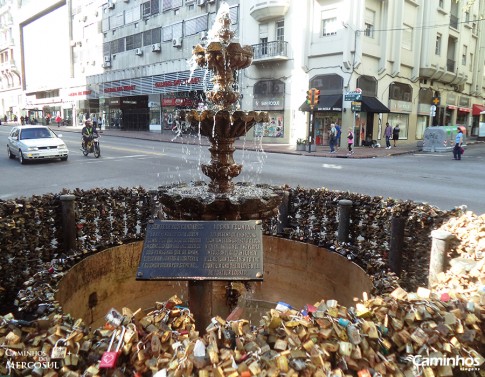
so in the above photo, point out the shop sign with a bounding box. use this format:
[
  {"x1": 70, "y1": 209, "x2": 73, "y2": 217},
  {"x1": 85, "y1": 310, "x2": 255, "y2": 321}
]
[
  {"x1": 154, "y1": 77, "x2": 200, "y2": 88},
  {"x1": 122, "y1": 100, "x2": 137, "y2": 105},
  {"x1": 108, "y1": 98, "x2": 120, "y2": 106},
  {"x1": 253, "y1": 97, "x2": 284, "y2": 110},
  {"x1": 389, "y1": 99, "x2": 412, "y2": 113},
  {"x1": 446, "y1": 92, "x2": 457, "y2": 106},
  {"x1": 68, "y1": 89, "x2": 92, "y2": 97},
  {"x1": 162, "y1": 98, "x2": 195, "y2": 107},
  {"x1": 104, "y1": 85, "x2": 136, "y2": 93}
]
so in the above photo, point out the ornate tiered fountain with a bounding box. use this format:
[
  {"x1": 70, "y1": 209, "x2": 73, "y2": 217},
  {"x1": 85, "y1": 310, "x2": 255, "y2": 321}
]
[{"x1": 158, "y1": 3, "x2": 282, "y2": 221}]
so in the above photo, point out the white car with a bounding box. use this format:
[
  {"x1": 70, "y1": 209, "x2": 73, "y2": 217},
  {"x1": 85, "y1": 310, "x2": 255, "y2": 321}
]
[{"x1": 7, "y1": 125, "x2": 69, "y2": 164}]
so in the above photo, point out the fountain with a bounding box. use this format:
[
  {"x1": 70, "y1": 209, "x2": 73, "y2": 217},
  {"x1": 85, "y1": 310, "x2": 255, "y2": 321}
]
[{"x1": 158, "y1": 2, "x2": 283, "y2": 221}]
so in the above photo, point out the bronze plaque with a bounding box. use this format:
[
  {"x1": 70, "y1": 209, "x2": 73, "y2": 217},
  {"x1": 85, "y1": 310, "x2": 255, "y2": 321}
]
[{"x1": 136, "y1": 220, "x2": 263, "y2": 281}]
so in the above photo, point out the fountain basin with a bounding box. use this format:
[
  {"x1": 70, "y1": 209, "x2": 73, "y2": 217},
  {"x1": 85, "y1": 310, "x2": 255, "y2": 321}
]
[{"x1": 56, "y1": 237, "x2": 372, "y2": 327}]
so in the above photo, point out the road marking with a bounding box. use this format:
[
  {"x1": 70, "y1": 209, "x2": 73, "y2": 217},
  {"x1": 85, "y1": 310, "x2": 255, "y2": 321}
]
[{"x1": 322, "y1": 163, "x2": 342, "y2": 169}]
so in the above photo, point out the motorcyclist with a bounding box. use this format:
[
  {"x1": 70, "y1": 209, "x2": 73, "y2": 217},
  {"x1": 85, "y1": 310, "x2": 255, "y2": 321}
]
[{"x1": 81, "y1": 119, "x2": 99, "y2": 150}]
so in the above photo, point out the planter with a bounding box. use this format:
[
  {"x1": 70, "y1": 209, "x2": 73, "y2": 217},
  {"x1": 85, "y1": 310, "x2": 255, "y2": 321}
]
[{"x1": 296, "y1": 144, "x2": 306, "y2": 151}]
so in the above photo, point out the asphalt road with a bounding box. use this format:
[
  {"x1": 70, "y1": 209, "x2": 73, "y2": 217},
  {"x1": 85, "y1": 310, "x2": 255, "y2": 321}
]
[{"x1": 1, "y1": 126, "x2": 484, "y2": 214}]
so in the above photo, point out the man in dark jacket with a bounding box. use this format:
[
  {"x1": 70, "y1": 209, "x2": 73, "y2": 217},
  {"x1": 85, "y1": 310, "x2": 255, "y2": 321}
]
[{"x1": 81, "y1": 119, "x2": 99, "y2": 150}]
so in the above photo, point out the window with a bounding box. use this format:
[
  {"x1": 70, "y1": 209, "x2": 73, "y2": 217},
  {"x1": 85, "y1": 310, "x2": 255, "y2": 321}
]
[
  {"x1": 402, "y1": 25, "x2": 413, "y2": 50},
  {"x1": 364, "y1": 8, "x2": 375, "y2": 38},
  {"x1": 260, "y1": 37, "x2": 268, "y2": 55},
  {"x1": 276, "y1": 20, "x2": 284, "y2": 42},
  {"x1": 438, "y1": 0, "x2": 444, "y2": 8},
  {"x1": 435, "y1": 33, "x2": 441, "y2": 55},
  {"x1": 387, "y1": 113, "x2": 409, "y2": 140},
  {"x1": 184, "y1": 15, "x2": 208, "y2": 36},
  {"x1": 469, "y1": 53, "x2": 473, "y2": 71},
  {"x1": 125, "y1": 6, "x2": 141, "y2": 24},
  {"x1": 462, "y1": 45, "x2": 467, "y2": 65},
  {"x1": 142, "y1": 0, "x2": 160, "y2": 18},
  {"x1": 143, "y1": 28, "x2": 161, "y2": 45},
  {"x1": 322, "y1": 17, "x2": 337, "y2": 36}
]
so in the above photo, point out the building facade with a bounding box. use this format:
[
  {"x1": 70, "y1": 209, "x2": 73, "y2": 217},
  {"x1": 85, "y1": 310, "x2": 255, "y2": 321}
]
[{"x1": 3, "y1": 0, "x2": 485, "y2": 146}]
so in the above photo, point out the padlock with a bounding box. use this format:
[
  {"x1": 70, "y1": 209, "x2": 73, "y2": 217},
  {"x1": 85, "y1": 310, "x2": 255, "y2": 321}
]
[
  {"x1": 64, "y1": 342, "x2": 80, "y2": 367},
  {"x1": 99, "y1": 326, "x2": 126, "y2": 369},
  {"x1": 51, "y1": 338, "x2": 68, "y2": 359},
  {"x1": 124, "y1": 323, "x2": 138, "y2": 343}
]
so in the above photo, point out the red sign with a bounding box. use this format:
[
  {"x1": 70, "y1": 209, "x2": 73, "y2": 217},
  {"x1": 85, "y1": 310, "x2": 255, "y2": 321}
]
[
  {"x1": 154, "y1": 77, "x2": 200, "y2": 88},
  {"x1": 104, "y1": 85, "x2": 136, "y2": 93},
  {"x1": 68, "y1": 90, "x2": 92, "y2": 97}
]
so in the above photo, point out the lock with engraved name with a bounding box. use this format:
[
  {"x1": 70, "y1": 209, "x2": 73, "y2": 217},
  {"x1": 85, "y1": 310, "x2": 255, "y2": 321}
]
[{"x1": 51, "y1": 338, "x2": 68, "y2": 359}]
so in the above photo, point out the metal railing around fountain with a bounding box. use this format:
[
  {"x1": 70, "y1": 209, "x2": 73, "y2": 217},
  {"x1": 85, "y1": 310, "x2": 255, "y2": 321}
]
[{"x1": 0, "y1": 186, "x2": 462, "y2": 313}]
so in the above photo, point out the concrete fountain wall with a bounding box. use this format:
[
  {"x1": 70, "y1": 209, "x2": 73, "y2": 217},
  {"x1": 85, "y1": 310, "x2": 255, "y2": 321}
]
[{"x1": 56, "y1": 237, "x2": 372, "y2": 328}]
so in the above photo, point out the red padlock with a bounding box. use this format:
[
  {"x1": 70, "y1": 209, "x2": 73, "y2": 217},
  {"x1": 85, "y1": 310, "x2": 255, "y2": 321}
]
[{"x1": 99, "y1": 326, "x2": 126, "y2": 369}]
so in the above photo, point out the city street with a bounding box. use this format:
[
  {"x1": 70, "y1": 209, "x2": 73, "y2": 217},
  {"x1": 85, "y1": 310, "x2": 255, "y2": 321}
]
[{"x1": 1, "y1": 126, "x2": 485, "y2": 214}]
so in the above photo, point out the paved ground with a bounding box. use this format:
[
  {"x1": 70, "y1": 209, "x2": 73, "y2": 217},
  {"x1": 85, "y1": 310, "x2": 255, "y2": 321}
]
[{"x1": 49, "y1": 124, "x2": 419, "y2": 159}]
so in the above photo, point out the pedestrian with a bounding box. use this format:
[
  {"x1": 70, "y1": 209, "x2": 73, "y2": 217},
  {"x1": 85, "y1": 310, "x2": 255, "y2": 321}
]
[
  {"x1": 55, "y1": 114, "x2": 62, "y2": 128},
  {"x1": 453, "y1": 127, "x2": 464, "y2": 160},
  {"x1": 347, "y1": 129, "x2": 354, "y2": 155},
  {"x1": 384, "y1": 122, "x2": 392, "y2": 149},
  {"x1": 335, "y1": 121, "x2": 342, "y2": 150},
  {"x1": 329, "y1": 123, "x2": 337, "y2": 153},
  {"x1": 392, "y1": 124, "x2": 400, "y2": 147}
]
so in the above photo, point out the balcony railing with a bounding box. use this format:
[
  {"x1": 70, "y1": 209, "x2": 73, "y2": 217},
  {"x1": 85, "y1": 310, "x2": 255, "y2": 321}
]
[
  {"x1": 252, "y1": 41, "x2": 288, "y2": 62},
  {"x1": 447, "y1": 59, "x2": 455, "y2": 72},
  {"x1": 450, "y1": 14, "x2": 458, "y2": 29},
  {"x1": 249, "y1": 0, "x2": 290, "y2": 22}
]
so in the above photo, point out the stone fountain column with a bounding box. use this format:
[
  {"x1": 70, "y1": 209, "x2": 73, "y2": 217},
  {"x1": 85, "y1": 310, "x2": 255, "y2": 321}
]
[{"x1": 157, "y1": 2, "x2": 283, "y2": 331}]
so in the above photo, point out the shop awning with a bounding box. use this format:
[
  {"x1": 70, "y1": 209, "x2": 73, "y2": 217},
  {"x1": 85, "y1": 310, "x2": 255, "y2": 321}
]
[
  {"x1": 299, "y1": 94, "x2": 342, "y2": 112},
  {"x1": 472, "y1": 104, "x2": 485, "y2": 116},
  {"x1": 361, "y1": 96, "x2": 390, "y2": 113}
]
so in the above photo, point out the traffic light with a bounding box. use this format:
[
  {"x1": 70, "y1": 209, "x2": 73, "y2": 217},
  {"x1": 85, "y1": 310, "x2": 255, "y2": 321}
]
[
  {"x1": 306, "y1": 90, "x2": 313, "y2": 105},
  {"x1": 314, "y1": 89, "x2": 320, "y2": 104}
]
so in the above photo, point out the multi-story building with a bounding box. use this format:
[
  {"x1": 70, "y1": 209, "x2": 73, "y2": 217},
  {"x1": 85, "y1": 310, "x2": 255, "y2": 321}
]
[
  {"x1": 0, "y1": 0, "x2": 21, "y2": 121},
  {"x1": 6, "y1": 0, "x2": 485, "y2": 146},
  {"x1": 243, "y1": 0, "x2": 485, "y2": 147}
]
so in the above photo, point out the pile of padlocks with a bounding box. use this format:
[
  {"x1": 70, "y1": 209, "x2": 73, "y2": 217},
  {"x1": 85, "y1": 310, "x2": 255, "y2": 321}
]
[{"x1": 1, "y1": 290, "x2": 483, "y2": 377}]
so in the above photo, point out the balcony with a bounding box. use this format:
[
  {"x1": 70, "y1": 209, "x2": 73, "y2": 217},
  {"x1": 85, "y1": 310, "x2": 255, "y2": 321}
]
[
  {"x1": 252, "y1": 41, "x2": 289, "y2": 63},
  {"x1": 249, "y1": 0, "x2": 290, "y2": 22}
]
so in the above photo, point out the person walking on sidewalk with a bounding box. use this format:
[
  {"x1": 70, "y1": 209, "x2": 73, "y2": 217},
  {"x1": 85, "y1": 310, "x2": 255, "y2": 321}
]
[
  {"x1": 384, "y1": 122, "x2": 392, "y2": 149},
  {"x1": 347, "y1": 129, "x2": 354, "y2": 155},
  {"x1": 392, "y1": 124, "x2": 400, "y2": 147},
  {"x1": 335, "y1": 121, "x2": 342, "y2": 151},
  {"x1": 329, "y1": 123, "x2": 337, "y2": 153},
  {"x1": 453, "y1": 127, "x2": 464, "y2": 160}
]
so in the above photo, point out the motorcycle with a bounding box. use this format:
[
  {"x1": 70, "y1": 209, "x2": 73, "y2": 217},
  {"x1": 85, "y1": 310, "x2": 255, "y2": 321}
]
[{"x1": 81, "y1": 135, "x2": 101, "y2": 158}]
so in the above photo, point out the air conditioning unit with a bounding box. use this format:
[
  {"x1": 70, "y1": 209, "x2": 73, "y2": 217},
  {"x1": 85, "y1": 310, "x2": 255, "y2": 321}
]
[
  {"x1": 207, "y1": 0, "x2": 215, "y2": 3},
  {"x1": 172, "y1": 38, "x2": 182, "y2": 47},
  {"x1": 197, "y1": 0, "x2": 206, "y2": 6},
  {"x1": 200, "y1": 31, "x2": 207, "y2": 40},
  {"x1": 123, "y1": 0, "x2": 129, "y2": 2},
  {"x1": 104, "y1": 55, "x2": 111, "y2": 62},
  {"x1": 102, "y1": 62, "x2": 111, "y2": 68},
  {"x1": 151, "y1": 43, "x2": 161, "y2": 52},
  {"x1": 135, "y1": 48, "x2": 143, "y2": 56},
  {"x1": 107, "y1": 1, "x2": 114, "y2": 9}
]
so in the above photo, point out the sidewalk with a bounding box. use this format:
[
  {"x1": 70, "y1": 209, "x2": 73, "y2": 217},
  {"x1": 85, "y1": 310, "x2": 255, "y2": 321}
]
[{"x1": 9, "y1": 122, "x2": 419, "y2": 159}]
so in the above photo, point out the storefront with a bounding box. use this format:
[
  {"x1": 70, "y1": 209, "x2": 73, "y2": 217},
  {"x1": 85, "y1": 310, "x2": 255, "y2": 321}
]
[
  {"x1": 387, "y1": 82, "x2": 412, "y2": 143},
  {"x1": 471, "y1": 103, "x2": 485, "y2": 136},
  {"x1": 416, "y1": 88, "x2": 433, "y2": 140},
  {"x1": 253, "y1": 80, "x2": 285, "y2": 138},
  {"x1": 299, "y1": 74, "x2": 343, "y2": 145},
  {"x1": 457, "y1": 96, "x2": 471, "y2": 134},
  {"x1": 444, "y1": 92, "x2": 457, "y2": 126}
]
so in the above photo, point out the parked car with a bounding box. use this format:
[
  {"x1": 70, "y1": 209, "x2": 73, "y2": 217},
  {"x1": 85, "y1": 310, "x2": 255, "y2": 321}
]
[{"x1": 7, "y1": 125, "x2": 69, "y2": 164}]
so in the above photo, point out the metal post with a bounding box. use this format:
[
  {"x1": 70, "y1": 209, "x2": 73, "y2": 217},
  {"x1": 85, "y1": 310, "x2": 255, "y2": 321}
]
[
  {"x1": 60, "y1": 194, "x2": 77, "y2": 253},
  {"x1": 308, "y1": 108, "x2": 314, "y2": 153},
  {"x1": 148, "y1": 189, "x2": 160, "y2": 219},
  {"x1": 389, "y1": 216, "x2": 405, "y2": 277},
  {"x1": 337, "y1": 199, "x2": 353, "y2": 243},
  {"x1": 277, "y1": 191, "x2": 290, "y2": 235},
  {"x1": 429, "y1": 230, "x2": 453, "y2": 288}
]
